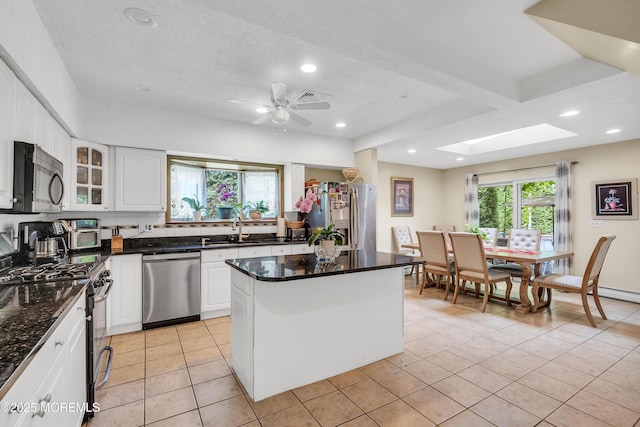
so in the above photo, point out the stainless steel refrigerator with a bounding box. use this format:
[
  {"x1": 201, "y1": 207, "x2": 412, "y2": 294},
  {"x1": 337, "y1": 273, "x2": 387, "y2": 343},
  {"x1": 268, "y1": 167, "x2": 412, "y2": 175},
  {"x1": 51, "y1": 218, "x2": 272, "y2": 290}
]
[{"x1": 305, "y1": 182, "x2": 376, "y2": 252}]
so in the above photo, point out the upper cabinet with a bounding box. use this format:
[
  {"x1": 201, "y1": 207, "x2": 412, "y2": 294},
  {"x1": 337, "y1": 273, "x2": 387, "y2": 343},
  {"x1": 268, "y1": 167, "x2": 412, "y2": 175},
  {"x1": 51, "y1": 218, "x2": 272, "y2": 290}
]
[
  {"x1": 70, "y1": 138, "x2": 110, "y2": 211},
  {"x1": 14, "y1": 81, "x2": 36, "y2": 143},
  {"x1": 0, "y1": 60, "x2": 15, "y2": 209},
  {"x1": 114, "y1": 146, "x2": 166, "y2": 211}
]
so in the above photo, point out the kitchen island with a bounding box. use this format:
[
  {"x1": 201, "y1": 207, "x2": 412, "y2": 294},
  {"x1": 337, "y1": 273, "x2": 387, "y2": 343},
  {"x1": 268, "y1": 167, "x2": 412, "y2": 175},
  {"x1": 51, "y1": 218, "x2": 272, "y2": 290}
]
[{"x1": 225, "y1": 249, "x2": 422, "y2": 402}]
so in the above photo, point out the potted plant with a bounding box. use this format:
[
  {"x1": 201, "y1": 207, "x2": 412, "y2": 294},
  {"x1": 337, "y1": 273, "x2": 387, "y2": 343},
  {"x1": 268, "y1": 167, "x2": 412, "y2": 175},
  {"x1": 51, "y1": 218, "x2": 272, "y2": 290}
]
[
  {"x1": 181, "y1": 195, "x2": 208, "y2": 221},
  {"x1": 464, "y1": 224, "x2": 488, "y2": 240},
  {"x1": 215, "y1": 183, "x2": 238, "y2": 219},
  {"x1": 308, "y1": 224, "x2": 344, "y2": 252},
  {"x1": 244, "y1": 200, "x2": 269, "y2": 219}
]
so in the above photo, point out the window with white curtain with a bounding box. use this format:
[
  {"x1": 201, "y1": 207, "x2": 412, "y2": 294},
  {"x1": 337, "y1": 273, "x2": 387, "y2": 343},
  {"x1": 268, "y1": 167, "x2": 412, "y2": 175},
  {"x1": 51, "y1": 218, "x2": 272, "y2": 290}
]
[{"x1": 168, "y1": 156, "x2": 283, "y2": 222}]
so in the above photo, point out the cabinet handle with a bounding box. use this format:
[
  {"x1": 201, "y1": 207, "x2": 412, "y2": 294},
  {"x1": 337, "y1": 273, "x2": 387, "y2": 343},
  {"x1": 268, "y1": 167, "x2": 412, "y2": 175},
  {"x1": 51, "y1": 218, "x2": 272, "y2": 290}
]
[
  {"x1": 54, "y1": 339, "x2": 64, "y2": 346},
  {"x1": 31, "y1": 393, "x2": 52, "y2": 418}
]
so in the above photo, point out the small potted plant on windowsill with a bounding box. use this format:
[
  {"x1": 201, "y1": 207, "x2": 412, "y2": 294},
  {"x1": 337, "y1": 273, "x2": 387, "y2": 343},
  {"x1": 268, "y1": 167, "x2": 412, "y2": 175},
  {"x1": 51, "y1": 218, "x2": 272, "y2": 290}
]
[
  {"x1": 243, "y1": 200, "x2": 269, "y2": 220},
  {"x1": 182, "y1": 195, "x2": 208, "y2": 221},
  {"x1": 308, "y1": 224, "x2": 344, "y2": 252}
]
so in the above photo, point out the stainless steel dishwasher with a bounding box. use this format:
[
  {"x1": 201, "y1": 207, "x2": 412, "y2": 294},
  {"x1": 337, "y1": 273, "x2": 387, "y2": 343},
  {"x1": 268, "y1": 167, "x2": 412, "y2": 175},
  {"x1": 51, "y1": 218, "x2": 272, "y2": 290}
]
[{"x1": 142, "y1": 252, "x2": 201, "y2": 329}]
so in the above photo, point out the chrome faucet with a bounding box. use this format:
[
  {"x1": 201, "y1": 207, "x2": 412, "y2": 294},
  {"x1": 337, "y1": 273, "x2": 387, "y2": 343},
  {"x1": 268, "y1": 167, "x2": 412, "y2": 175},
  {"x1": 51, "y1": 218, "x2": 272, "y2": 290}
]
[{"x1": 232, "y1": 216, "x2": 248, "y2": 242}]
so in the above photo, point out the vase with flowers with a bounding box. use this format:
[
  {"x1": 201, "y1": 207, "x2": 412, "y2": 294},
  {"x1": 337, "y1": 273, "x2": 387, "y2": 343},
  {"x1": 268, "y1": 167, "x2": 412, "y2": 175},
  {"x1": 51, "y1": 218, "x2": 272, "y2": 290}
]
[
  {"x1": 295, "y1": 189, "x2": 317, "y2": 214},
  {"x1": 215, "y1": 182, "x2": 238, "y2": 219}
]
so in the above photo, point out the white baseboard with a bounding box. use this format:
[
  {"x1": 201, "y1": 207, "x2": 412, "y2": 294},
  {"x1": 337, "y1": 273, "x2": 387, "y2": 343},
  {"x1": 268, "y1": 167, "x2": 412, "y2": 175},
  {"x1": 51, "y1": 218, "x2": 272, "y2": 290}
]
[{"x1": 597, "y1": 287, "x2": 640, "y2": 304}]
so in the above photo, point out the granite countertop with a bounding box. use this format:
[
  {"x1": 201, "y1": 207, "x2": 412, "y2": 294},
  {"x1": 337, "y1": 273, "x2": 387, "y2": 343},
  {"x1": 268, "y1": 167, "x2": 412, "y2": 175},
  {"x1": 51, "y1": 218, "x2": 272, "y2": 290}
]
[
  {"x1": 0, "y1": 279, "x2": 87, "y2": 398},
  {"x1": 107, "y1": 235, "x2": 308, "y2": 256},
  {"x1": 225, "y1": 249, "x2": 424, "y2": 282}
]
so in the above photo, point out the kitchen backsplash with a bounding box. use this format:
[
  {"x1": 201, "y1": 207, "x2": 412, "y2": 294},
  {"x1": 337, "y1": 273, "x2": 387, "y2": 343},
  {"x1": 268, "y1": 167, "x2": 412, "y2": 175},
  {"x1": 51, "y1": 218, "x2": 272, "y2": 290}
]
[{"x1": 0, "y1": 211, "x2": 277, "y2": 248}]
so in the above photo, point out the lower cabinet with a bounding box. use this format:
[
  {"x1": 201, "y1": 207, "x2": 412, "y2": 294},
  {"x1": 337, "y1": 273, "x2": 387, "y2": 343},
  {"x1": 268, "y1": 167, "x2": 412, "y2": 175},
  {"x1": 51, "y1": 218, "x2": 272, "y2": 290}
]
[
  {"x1": 0, "y1": 291, "x2": 87, "y2": 427},
  {"x1": 201, "y1": 248, "x2": 238, "y2": 319},
  {"x1": 107, "y1": 254, "x2": 142, "y2": 335}
]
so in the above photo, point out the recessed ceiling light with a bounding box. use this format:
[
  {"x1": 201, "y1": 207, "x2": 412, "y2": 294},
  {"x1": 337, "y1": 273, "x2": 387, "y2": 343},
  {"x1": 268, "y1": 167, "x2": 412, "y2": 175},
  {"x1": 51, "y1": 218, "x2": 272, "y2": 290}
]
[
  {"x1": 456, "y1": 157, "x2": 464, "y2": 161},
  {"x1": 256, "y1": 107, "x2": 268, "y2": 114},
  {"x1": 559, "y1": 110, "x2": 580, "y2": 117},
  {"x1": 300, "y1": 64, "x2": 317, "y2": 73},
  {"x1": 134, "y1": 84, "x2": 151, "y2": 92},
  {"x1": 606, "y1": 128, "x2": 621, "y2": 134},
  {"x1": 398, "y1": 94, "x2": 408, "y2": 99},
  {"x1": 407, "y1": 149, "x2": 416, "y2": 153},
  {"x1": 335, "y1": 122, "x2": 346, "y2": 128},
  {"x1": 124, "y1": 8, "x2": 158, "y2": 28}
]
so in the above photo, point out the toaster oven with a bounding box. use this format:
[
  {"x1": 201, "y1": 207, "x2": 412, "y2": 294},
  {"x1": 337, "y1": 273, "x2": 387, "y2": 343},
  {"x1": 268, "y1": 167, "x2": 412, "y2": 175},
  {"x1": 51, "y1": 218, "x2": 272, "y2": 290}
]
[{"x1": 66, "y1": 219, "x2": 102, "y2": 251}]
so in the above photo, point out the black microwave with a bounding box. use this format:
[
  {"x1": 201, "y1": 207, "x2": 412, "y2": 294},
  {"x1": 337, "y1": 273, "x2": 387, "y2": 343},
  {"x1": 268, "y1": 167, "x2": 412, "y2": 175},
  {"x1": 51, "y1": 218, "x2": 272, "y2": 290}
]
[{"x1": 3, "y1": 141, "x2": 64, "y2": 214}]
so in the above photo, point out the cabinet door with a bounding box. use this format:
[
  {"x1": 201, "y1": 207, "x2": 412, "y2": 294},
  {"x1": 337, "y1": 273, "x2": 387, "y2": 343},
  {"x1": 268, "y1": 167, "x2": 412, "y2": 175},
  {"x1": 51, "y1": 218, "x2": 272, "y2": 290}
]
[
  {"x1": 201, "y1": 262, "x2": 232, "y2": 316},
  {"x1": 65, "y1": 315, "x2": 87, "y2": 427},
  {"x1": 70, "y1": 138, "x2": 110, "y2": 211},
  {"x1": 34, "y1": 102, "x2": 51, "y2": 154},
  {"x1": 51, "y1": 122, "x2": 72, "y2": 210},
  {"x1": 114, "y1": 146, "x2": 166, "y2": 211},
  {"x1": 0, "y1": 60, "x2": 15, "y2": 209},
  {"x1": 108, "y1": 254, "x2": 143, "y2": 335},
  {"x1": 271, "y1": 245, "x2": 292, "y2": 256},
  {"x1": 238, "y1": 246, "x2": 272, "y2": 258},
  {"x1": 14, "y1": 81, "x2": 35, "y2": 142}
]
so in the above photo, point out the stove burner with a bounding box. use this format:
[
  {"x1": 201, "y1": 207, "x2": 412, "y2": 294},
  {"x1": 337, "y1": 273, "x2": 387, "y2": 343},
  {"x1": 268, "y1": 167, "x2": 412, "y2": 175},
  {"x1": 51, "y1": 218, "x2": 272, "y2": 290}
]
[{"x1": 0, "y1": 262, "x2": 97, "y2": 286}]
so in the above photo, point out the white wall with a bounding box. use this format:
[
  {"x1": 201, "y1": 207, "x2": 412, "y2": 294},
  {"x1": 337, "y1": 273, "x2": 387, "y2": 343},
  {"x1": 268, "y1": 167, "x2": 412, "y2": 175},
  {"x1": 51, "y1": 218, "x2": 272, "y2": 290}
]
[
  {"x1": 376, "y1": 162, "x2": 445, "y2": 253},
  {"x1": 441, "y1": 139, "x2": 640, "y2": 294}
]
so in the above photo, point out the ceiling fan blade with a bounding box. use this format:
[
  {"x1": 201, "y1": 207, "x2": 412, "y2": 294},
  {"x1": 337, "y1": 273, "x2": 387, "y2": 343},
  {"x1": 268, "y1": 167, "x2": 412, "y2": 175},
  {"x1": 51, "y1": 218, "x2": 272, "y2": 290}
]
[
  {"x1": 289, "y1": 111, "x2": 311, "y2": 127},
  {"x1": 252, "y1": 114, "x2": 272, "y2": 125},
  {"x1": 289, "y1": 101, "x2": 331, "y2": 110},
  {"x1": 228, "y1": 99, "x2": 271, "y2": 109},
  {"x1": 271, "y1": 82, "x2": 287, "y2": 103}
]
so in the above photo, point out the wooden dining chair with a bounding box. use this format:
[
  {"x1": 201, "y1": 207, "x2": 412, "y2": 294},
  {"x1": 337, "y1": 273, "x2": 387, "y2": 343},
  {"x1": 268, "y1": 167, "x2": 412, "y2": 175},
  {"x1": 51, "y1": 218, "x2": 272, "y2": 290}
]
[
  {"x1": 449, "y1": 232, "x2": 513, "y2": 312},
  {"x1": 478, "y1": 227, "x2": 498, "y2": 247},
  {"x1": 531, "y1": 235, "x2": 616, "y2": 327},
  {"x1": 490, "y1": 228, "x2": 542, "y2": 276},
  {"x1": 391, "y1": 226, "x2": 422, "y2": 284},
  {"x1": 416, "y1": 231, "x2": 455, "y2": 299},
  {"x1": 433, "y1": 225, "x2": 455, "y2": 251}
]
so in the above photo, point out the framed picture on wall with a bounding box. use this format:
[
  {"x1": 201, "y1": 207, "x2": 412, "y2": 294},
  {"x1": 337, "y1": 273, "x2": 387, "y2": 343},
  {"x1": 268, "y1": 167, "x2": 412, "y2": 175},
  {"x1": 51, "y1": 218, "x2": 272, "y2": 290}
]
[
  {"x1": 391, "y1": 177, "x2": 413, "y2": 217},
  {"x1": 592, "y1": 178, "x2": 638, "y2": 219}
]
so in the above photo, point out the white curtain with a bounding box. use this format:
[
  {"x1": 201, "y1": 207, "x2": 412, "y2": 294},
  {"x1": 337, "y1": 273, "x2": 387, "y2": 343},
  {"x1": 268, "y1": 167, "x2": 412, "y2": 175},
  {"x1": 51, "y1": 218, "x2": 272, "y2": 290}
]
[
  {"x1": 170, "y1": 164, "x2": 206, "y2": 220},
  {"x1": 241, "y1": 171, "x2": 280, "y2": 217},
  {"x1": 464, "y1": 173, "x2": 479, "y2": 226},
  {"x1": 554, "y1": 161, "x2": 573, "y2": 274}
]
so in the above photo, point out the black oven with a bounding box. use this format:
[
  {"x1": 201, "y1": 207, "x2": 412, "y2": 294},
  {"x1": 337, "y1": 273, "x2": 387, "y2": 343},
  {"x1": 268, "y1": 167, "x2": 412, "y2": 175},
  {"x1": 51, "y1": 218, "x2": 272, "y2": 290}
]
[{"x1": 84, "y1": 263, "x2": 113, "y2": 420}]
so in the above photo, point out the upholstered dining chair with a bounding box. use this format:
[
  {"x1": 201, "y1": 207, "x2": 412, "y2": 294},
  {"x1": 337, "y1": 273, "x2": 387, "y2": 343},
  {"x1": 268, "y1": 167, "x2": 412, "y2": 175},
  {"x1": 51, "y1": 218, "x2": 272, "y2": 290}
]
[
  {"x1": 490, "y1": 228, "x2": 542, "y2": 276},
  {"x1": 416, "y1": 231, "x2": 456, "y2": 299},
  {"x1": 478, "y1": 227, "x2": 498, "y2": 247},
  {"x1": 391, "y1": 226, "x2": 422, "y2": 284},
  {"x1": 531, "y1": 235, "x2": 616, "y2": 327},
  {"x1": 433, "y1": 225, "x2": 456, "y2": 250},
  {"x1": 449, "y1": 232, "x2": 513, "y2": 312}
]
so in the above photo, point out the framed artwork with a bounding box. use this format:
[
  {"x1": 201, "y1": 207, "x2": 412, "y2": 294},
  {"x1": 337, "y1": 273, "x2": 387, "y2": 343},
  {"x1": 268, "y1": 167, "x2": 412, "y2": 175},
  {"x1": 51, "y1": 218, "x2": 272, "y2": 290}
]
[
  {"x1": 391, "y1": 177, "x2": 413, "y2": 217},
  {"x1": 592, "y1": 178, "x2": 638, "y2": 220}
]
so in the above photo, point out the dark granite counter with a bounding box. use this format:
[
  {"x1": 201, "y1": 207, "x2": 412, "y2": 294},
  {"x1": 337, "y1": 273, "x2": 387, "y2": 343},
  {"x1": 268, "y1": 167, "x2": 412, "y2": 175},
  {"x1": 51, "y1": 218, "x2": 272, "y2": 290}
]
[
  {"x1": 0, "y1": 279, "x2": 87, "y2": 398},
  {"x1": 104, "y1": 235, "x2": 308, "y2": 256},
  {"x1": 225, "y1": 249, "x2": 423, "y2": 282}
]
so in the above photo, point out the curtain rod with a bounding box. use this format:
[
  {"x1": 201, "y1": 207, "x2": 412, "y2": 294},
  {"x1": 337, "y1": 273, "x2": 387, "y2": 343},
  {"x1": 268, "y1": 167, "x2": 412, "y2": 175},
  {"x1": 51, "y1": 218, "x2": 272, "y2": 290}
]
[{"x1": 474, "y1": 161, "x2": 578, "y2": 177}]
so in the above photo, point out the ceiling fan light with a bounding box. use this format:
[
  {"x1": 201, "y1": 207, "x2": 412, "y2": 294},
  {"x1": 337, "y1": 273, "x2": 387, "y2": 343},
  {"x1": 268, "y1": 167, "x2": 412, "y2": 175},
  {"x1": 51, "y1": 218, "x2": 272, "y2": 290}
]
[
  {"x1": 272, "y1": 108, "x2": 290, "y2": 125},
  {"x1": 301, "y1": 64, "x2": 317, "y2": 73},
  {"x1": 256, "y1": 107, "x2": 268, "y2": 114}
]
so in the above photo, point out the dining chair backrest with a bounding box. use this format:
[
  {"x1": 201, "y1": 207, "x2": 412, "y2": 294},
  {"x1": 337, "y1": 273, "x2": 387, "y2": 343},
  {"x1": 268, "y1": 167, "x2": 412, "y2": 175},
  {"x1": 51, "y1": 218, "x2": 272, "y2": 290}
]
[
  {"x1": 449, "y1": 232, "x2": 488, "y2": 277},
  {"x1": 391, "y1": 226, "x2": 414, "y2": 254},
  {"x1": 507, "y1": 229, "x2": 542, "y2": 251},
  {"x1": 433, "y1": 225, "x2": 456, "y2": 233},
  {"x1": 478, "y1": 228, "x2": 498, "y2": 246},
  {"x1": 416, "y1": 231, "x2": 449, "y2": 268},
  {"x1": 584, "y1": 235, "x2": 616, "y2": 285}
]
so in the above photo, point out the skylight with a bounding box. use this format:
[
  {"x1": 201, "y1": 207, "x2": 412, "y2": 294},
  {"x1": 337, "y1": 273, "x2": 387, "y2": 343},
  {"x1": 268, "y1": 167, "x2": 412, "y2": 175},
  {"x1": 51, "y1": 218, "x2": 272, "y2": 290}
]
[{"x1": 437, "y1": 124, "x2": 577, "y2": 155}]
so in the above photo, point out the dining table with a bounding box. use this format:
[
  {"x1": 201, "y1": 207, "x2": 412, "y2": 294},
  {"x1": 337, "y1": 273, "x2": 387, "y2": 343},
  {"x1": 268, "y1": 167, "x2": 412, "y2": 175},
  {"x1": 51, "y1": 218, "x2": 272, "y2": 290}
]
[{"x1": 401, "y1": 242, "x2": 574, "y2": 314}]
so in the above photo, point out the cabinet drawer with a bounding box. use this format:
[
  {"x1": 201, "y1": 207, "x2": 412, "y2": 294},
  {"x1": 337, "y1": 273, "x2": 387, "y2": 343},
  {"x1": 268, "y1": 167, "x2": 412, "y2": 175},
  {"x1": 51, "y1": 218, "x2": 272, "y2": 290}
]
[
  {"x1": 271, "y1": 245, "x2": 292, "y2": 256},
  {"x1": 201, "y1": 248, "x2": 239, "y2": 263},
  {"x1": 238, "y1": 246, "x2": 271, "y2": 259},
  {"x1": 290, "y1": 244, "x2": 314, "y2": 254}
]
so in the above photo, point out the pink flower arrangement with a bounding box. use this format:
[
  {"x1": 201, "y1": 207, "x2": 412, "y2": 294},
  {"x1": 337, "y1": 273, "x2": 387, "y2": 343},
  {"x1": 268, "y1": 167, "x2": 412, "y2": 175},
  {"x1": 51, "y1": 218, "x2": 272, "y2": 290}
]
[{"x1": 295, "y1": 189, "x2": 317, "y2": 213}]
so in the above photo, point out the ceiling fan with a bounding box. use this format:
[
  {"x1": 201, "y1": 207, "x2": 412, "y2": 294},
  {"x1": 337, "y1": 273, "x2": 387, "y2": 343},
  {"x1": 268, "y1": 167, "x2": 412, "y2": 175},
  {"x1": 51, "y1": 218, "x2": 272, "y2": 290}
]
[{"x1": 229, "y1": 82, "x2": 330, "y2": 127}]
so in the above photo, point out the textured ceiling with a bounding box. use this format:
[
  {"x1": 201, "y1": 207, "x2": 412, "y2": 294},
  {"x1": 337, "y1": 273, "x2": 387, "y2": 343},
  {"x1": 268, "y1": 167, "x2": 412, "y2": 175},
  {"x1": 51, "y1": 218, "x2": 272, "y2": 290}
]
[{"x1": 32, "y1": 0, "x2": 640, "y2": 169}]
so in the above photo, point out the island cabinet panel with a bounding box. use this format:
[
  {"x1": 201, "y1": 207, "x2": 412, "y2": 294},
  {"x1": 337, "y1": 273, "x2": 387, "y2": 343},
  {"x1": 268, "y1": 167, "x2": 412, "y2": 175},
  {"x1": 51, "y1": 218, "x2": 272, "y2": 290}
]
[
  {"x1": 107, "y1": 254, "x2": 143, "y2": 335},
  {"x1": 114, "y1": 146, "x2": 166, "y2": 212},
  {"x1": 0, "y1": 291, "x2": 87, "y2": 427},
  {"x1": 230, "y1": 266, "x2": 405, "y2": 402},
  {"x1": 201, "y1": 248, "x2": 239, "y2": 319}
]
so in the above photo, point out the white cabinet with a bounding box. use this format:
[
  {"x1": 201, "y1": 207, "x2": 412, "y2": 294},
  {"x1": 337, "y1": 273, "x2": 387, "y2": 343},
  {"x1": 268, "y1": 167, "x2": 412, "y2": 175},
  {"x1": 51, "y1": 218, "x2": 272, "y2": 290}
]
[
  {"x1": 238, "y1": 246, "x2": 272, "y2": 259},
  {"x1": 50, "y1": 121, "x2": 71, "y2": 210},
  {"x1": 290, "y1": 243, "x2": 315, "y2": 254},
  {"x1": 271, "y1": 245, "x2": 292, "y2": 256},
  {"x1": 107, "y1": 254, "x2": 143, "y2": 335},
  {"x1": 14, "y1": 80, "x2": 35, "y2": 143},
  {"x1": 70, "y1": 138, "x2": 110, "y2": 211},
  {"x1": 0, "y1": 291, "x2": 87, "y2": 427},
  {"x1": 114, "y1": 146, "x2": 166, "y2": 211},
  {"x1": 201, "y1": 248, "x2": 238, "y2": 319},
  {"x1": 34, "y1": 102, "x2": 51, "y2": 154},
  {"x1": 0, "y1": 60, "x2": 15, "y2": 209},
  {"x1": 284, "y1": 163, "x2": 305, "y2": 211}
]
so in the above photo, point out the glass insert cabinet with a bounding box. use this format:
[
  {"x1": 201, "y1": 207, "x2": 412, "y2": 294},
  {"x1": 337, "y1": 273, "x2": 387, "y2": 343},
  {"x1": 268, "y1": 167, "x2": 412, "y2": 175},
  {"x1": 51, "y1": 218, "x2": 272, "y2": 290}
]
[{"x1": 70, "y1": 139, "x2": 110, "y2": 211}]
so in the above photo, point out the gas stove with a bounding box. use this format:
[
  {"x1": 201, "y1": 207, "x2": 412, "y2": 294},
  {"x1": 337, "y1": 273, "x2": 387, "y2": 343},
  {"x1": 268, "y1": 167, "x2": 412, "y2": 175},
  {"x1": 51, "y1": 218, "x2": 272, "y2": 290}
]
[{"x1": 0, "y1": 261, "x2": 98, "y2": 286}]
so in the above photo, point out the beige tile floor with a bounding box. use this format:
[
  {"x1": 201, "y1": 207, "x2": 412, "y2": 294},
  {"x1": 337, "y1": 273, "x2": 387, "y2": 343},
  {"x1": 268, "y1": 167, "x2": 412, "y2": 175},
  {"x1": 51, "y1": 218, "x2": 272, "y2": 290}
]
[{"x1": 85, "y1": 278, "x2": 640, "y2": 427}]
